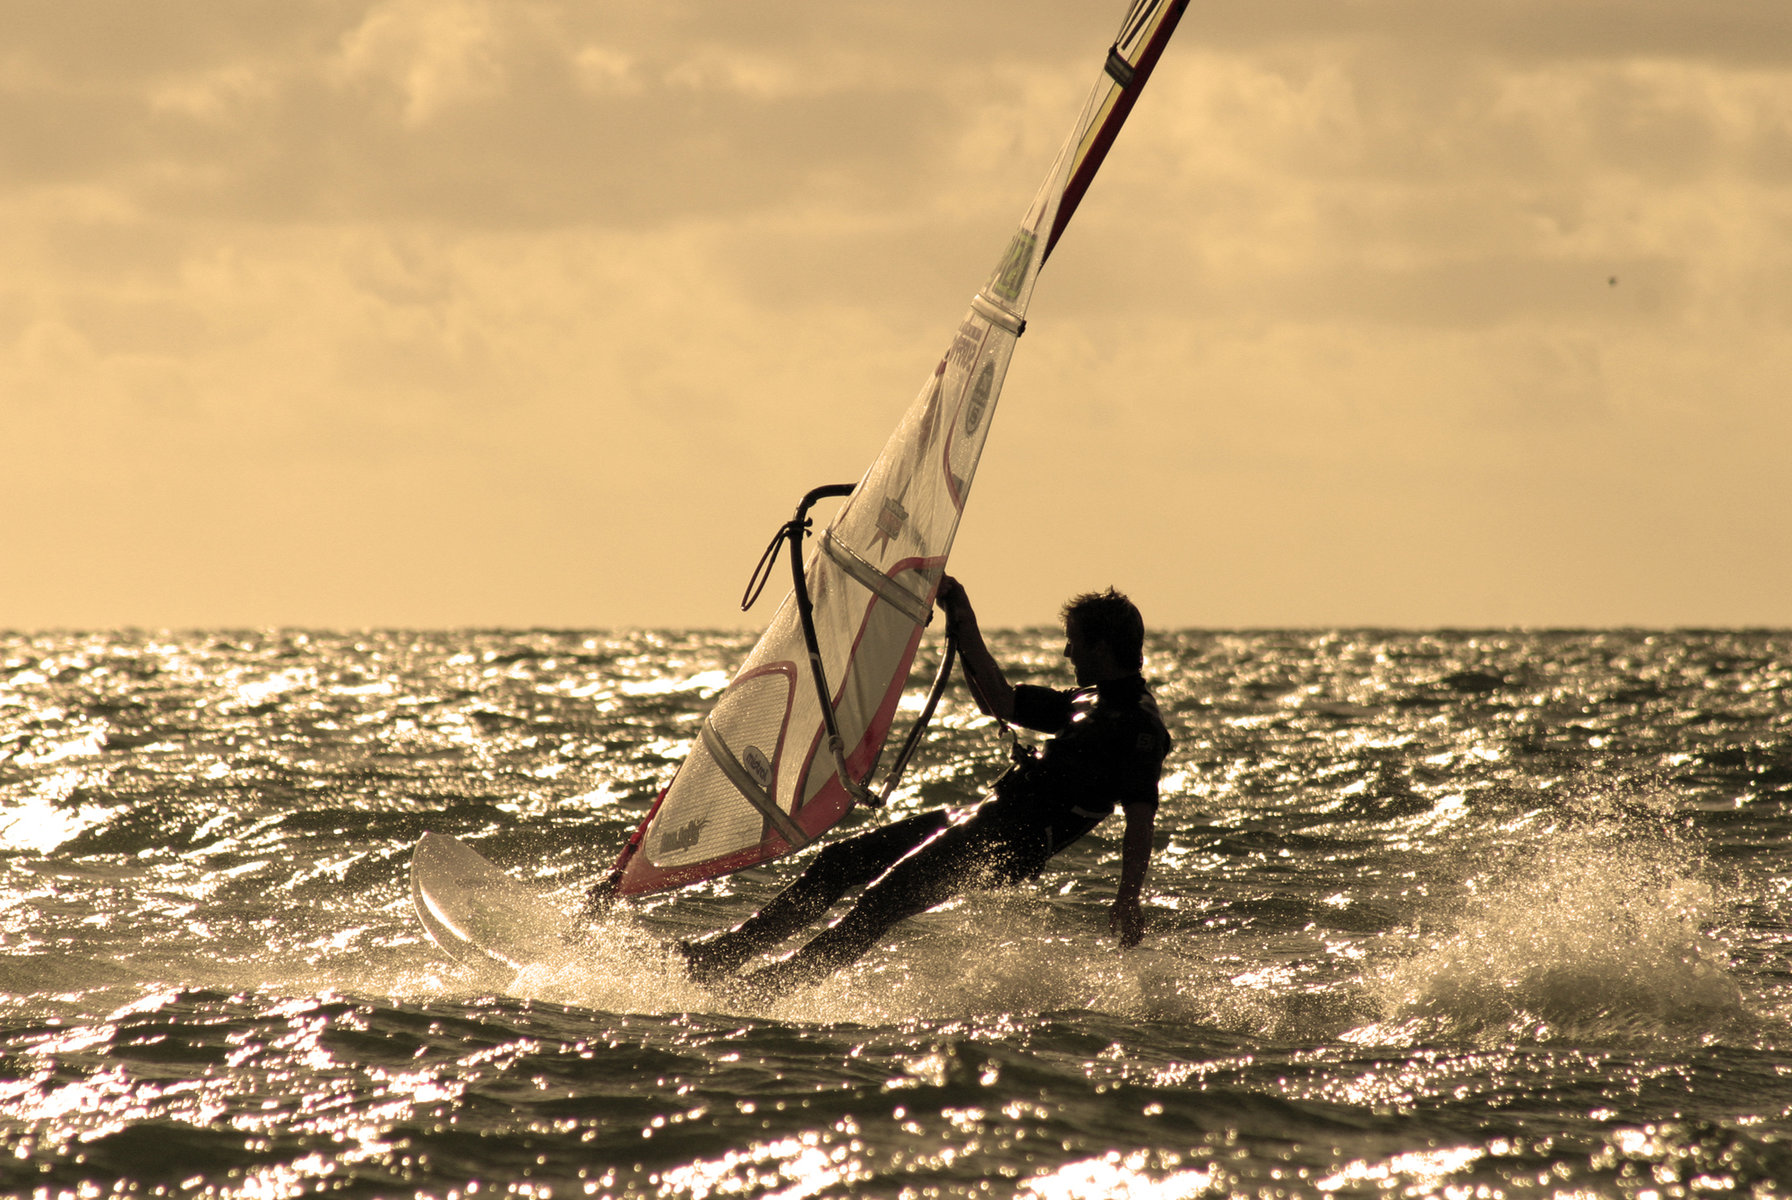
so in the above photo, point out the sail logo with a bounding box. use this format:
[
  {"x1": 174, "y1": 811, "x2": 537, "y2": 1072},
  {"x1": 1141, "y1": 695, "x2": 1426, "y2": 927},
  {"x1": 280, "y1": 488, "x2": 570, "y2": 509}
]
[
  {"x1": 947, "y1": 325, "x2": 982, "y2": 375},
  {"x1": 742, "y1": 744, "x2": 773, "y2": 788},
  {"x1": 990, "y1": 230, "x2": 1037, "y2": 302},
  {"x1": 963, "y1": 360, "x2": 995, "y2": 435},
  {"x1": 874, "y1": 496, "x2": 908, "y2": 553},
  {"x1": 659, "y1": 817, "x2": 707, "y2": 854}
]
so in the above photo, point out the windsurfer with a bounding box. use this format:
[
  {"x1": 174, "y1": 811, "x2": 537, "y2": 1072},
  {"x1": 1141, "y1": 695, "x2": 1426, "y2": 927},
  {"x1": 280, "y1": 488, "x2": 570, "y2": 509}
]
[{"x1": 678, "y1": 576, "x2": 1171, "y2": 999}]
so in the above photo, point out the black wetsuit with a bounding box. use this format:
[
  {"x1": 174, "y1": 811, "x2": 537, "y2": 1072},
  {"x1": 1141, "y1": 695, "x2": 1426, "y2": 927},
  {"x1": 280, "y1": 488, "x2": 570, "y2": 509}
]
[{"x1": 683, "y1": 673, "x2": 1171, "y2": 997}]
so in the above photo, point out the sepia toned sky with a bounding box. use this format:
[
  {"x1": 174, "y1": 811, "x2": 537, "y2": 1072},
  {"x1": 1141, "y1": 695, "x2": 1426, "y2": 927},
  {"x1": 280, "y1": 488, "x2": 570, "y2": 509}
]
[{"x1": 7, "y1": 1, "x2": 1791, "y2": 631}]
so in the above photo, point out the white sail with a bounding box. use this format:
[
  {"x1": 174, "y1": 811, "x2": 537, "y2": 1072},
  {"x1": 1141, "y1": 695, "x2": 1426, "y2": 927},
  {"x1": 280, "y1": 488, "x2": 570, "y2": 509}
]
[{"x1": 610, "y1": 0, "x2": 1187, "y2": 897}]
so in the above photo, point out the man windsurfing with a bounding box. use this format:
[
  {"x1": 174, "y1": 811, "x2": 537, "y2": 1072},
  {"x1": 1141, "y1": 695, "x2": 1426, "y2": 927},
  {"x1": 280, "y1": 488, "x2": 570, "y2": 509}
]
[{"x1": 678, "y1": 575, "x2": 1171, "y2": 999}]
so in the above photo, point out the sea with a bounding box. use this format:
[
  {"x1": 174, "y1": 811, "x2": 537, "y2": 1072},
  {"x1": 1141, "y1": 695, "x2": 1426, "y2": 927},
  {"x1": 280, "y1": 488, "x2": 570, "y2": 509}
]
[{"x1": 3, "y1": 627, "x2": 1790, "y2": 1199}]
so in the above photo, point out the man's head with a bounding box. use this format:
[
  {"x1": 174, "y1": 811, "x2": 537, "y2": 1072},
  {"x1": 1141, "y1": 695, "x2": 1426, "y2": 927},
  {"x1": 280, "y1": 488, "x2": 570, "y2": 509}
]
[{"x1": 1061, "y1": 587, "x2": 1144, "y2": 684}]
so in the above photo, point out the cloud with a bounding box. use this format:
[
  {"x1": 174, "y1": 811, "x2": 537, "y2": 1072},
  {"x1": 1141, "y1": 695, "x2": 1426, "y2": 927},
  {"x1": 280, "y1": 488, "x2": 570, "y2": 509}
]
[
  {"x1": 333, "y1": 0, "x2": 509, "y2": 126},
  {"x1": 0, "y1": 1, "x2": 1115, "y2": 232},
  {"x1": 4, "y1": 1, "x2": 1792, "y2": 626},
  {"x1": 1197, "y1": 0, "x2": 1792, "y2": 68}
]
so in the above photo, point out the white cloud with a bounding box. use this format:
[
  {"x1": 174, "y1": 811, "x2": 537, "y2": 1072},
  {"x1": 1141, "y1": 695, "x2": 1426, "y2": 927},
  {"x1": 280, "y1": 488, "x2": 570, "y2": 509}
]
[
  {"x1": 571, "y1": 45, "x2": 642, "y2": 97},
  {"x1": 333, "y1": 0, "x2": 510, "y2": 126}
]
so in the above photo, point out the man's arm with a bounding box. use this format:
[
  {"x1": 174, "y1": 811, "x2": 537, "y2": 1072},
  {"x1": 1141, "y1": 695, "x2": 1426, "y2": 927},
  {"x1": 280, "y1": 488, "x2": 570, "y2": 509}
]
[
  {"x1": 938, "y1": 575, "x2": 1014, "y2": 721},
  {"x1": 1109, "y1": 802, "x2": 1155, "y2": 948}
]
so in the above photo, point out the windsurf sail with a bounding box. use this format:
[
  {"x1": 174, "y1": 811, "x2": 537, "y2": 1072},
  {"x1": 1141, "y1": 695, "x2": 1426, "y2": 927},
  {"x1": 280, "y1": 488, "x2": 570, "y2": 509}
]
[{"x1": 606, "y1": 0, "x2": 1188, "y2": 898}]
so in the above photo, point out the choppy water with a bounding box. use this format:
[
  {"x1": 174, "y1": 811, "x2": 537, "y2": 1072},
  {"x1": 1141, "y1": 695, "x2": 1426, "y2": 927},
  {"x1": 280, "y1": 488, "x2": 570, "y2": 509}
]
[{"x1": 3, "y1": 627, "x2": 1791, "y2": 1198}]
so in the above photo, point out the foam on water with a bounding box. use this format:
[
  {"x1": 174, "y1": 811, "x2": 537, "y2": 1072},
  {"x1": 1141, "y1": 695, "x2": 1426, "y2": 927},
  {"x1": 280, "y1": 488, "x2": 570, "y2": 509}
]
[
  {"x1": 1364, "y1": 819, "x2": 1747, "y2": 1043},
  {"x1": 386, "y1": 801, "x2": 1757, "y2": 1046},
  {"x1": 444, "y1": 890, "x2": 1336, "y2": 1038}
]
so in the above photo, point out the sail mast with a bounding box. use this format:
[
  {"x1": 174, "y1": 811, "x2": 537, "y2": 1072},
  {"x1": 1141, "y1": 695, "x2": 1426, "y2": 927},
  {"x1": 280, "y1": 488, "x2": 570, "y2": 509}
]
[{"x1": 1045, "y1": 0, "x2": 1190, "y2": 264}]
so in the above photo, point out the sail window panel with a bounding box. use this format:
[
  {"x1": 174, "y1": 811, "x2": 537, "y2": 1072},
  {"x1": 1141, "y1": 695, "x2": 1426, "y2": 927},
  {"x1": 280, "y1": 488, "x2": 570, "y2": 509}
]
[
  {"x1": 795, "y1": 568, "x2": 930, "y2": 807},
  {"x1": 797, "y1": 582, "x2": 877, "y2": 808},
  {"x1": 702, "y1": 664, "x2": 796, "y2": 800},
  {"x1": 841, "y1": 596, "x2": 924, "y2": 768},
  {"x1": 801, "y1": 560, "x2": 856, "y2": 692},
  {"x1": 836, "y1": 567, "x2": 933, "y2": 751},
  {"x1": 822, "y1": 532, "x2": 929, "y2": 625},
  {"x1": 647, "y1": 748, "x2": 769, "y2": 869}
]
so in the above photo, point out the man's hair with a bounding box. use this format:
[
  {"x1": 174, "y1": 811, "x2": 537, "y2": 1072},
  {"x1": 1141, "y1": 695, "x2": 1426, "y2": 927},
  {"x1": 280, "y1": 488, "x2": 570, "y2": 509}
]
[{"x1": 1062, "y1": 587, "x2": 1145, "y2": 670}]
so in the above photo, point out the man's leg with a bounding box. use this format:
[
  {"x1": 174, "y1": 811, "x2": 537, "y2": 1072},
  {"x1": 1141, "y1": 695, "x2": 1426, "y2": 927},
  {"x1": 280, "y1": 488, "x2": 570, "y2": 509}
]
[
  {"x1": 733, "y1": 811, "x2": 1049, "y2": 998},
  {"x1": 680, "y1": 809, "x2": 950, "y2": 983}
]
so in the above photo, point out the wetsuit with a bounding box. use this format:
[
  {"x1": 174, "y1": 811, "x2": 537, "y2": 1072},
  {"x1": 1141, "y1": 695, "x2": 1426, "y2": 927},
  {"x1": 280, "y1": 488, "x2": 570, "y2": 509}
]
[{"x1": 682, "y1": 673, "x2": 1171, "y2": 997}]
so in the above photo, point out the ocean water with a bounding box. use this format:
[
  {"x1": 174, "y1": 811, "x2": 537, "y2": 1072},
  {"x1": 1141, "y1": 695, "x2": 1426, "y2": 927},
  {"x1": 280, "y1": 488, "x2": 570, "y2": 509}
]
[{"x1": 3, "y1": 627, "x2": 1791, "y2": 1198}]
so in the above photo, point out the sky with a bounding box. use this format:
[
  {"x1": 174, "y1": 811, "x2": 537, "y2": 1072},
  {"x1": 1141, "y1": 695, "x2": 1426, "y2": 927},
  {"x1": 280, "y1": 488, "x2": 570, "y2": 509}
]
[{"x1": 6, "y1": 0, "x2": 1791, "y2": 631}]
